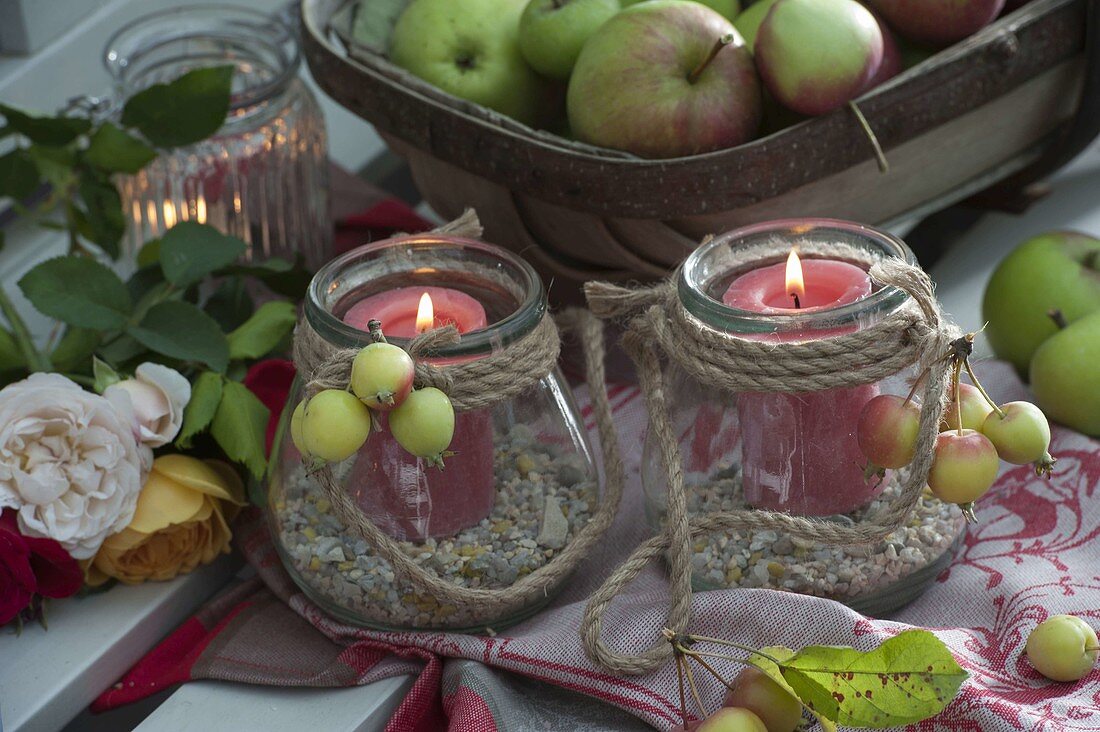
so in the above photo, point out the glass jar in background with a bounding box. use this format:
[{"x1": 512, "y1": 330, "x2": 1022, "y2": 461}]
[
  {"x1": 266, "y1": 234, "x2": 601, "y2": 631},
  {"x1": 640, "y1": 220, "x2": 967, "y2": 615},
  {"x1": 105, "y1": 5, "x2": 331, "y2": 269}
]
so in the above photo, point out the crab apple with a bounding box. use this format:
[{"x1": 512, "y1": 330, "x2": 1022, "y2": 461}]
[
  {"x1": 722, "y1": 666, "x2": 802, "y2": 732},
  {"x1": 927, "y1": 429, "x2": 1000, "y2": 520},
  {"x1": 942, "y1": 382, "x2": 994, "y2": 432},
  {"x1": 1026, "y1": 614, "x2": 1099, "y2": 682},
  {"x1": 981, "y1": 401, "x2": 1052, "y2": 465},
  {"x1": 351, "y1": 342, "x2": 415, "y2": 411},
  {"x1": 388, "y1": 387, "x2": 455, "y2": 467},
  {"x1": 858, "y1": 394, "x2": 921, "y2": 470},
  {"x1": 697, "y1": 707, "x2": 768, "y2": 732},
  {"x1": 300, "y1": 389, "x2": 373, "y2": 463},
  {"x1": 290, "y1": 400, "x2": 310, "y2": 456}
]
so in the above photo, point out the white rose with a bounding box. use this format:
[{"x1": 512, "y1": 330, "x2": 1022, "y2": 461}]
[
  {"x1": 104, "y1": 363, "x2": 191, "y2": 448},
  {"x1": 0, "y1": 373, "x2": 151, "y2": 559}
]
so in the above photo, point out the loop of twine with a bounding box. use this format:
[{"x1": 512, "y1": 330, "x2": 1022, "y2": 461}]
[{"x1": 579, "y1": 243, "x2": 961, "y2": 675}]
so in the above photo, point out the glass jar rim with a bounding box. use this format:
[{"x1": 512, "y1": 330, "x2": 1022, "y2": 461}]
[
  {"x1": 306, "y1": 234, "x2": 547, "y2": 357},
  {"x1": 103, "y1": 4, "x2": 300, "y2": 111},
  {"x1": 678, "y1": 218, "x2": 917, "y2": 331}
]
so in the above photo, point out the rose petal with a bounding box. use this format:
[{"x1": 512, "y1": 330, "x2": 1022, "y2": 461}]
[
  {"x1": 127, "y1": 471, "x2": 204, "y2": 535},
  {"x1": 22, "y1": 533, "x2": 82, "y2": 598},
  {"x1": 0, "y1": 530, "x2": 36, "y2": 624},
  {"x1": 154, "y1": 455, "x2": 245, "y2": 505}
]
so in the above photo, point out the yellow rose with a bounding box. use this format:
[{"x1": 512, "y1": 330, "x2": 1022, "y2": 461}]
[{"x1": 88, "y1": 455, "x2": 246, "y2": 585}]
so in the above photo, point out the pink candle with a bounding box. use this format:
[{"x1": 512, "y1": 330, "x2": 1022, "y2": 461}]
[
  {"x1": 343, "y1": 287, "x2": 496, "y2": 540},
  {"x1": 723, "y1": 253, "x2": 882, "y2": 516}
]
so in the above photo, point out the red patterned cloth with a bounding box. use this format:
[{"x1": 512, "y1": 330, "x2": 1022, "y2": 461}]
[{"x1": 93, "y1": 361, "x2": 1100, "y2": 731}]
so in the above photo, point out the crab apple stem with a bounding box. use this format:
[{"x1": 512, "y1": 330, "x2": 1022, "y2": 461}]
[
  {"x1": 904, "y1": 366, "x2": 929, "y2": 405},
  {"x1": 683, "y1": 650, "x2": 737, "y2": 691},
  {"x1": 367, "y1": 319, "x2": 388, "y2": 344},
  {"x1": 688, "y1": 34, "x2": 734, "y2": 84},
  {"x1": 1034, "y1": 451, "x2": 1057, "y2": 478},
  {"x1": 960, "y1": 502, "x2": 978, "y2": 524},
  {"x1": 683, "y1": 633, "x2": 784, "y2": 665},
  {"x1": 1048, "y1": 308, "x2": 1069, "y2": 330},
  {"x1": 676, "y1": 653, "x2": 688, "y2": 723},
  {"x1": 682, "y1": 654, "x2": 707, "y2": 718},
  {"x1": 953, "y1": 360, "x2": 964, "y2": 437},
  {"x1": 963, "y1": 360, "x2": 1007, "y2": 418}
]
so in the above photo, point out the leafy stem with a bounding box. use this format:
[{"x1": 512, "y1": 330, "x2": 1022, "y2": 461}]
[{"x1": 0, "y1": 287, "x2": 50, "y2": 372}]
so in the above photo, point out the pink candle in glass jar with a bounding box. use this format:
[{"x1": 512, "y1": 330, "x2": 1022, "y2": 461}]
[
  {"x1": 723, "y1": 251, "x2": 882, "y2": 516},
  {"x1": 343, "y1": 286, "x2": 496, "y2": 540}
]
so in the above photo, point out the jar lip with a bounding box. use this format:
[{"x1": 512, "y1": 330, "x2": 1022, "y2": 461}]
[
  {"x1": 306, "y1": 234, "x2": 547, "y2": 355},
  {"x1": 678, "y1": 218, "x2": 918, "y2": 329},
  {"x1": 103, "y1": 4, "x2": 300, "y2": 112}
]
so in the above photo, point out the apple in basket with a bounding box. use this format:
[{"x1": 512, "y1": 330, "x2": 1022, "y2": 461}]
[
  {"x1": 622, "y1": 0, "x2": 744, "y2": 20},
  {"x1": 867, "y1": 0, "x2": 1006, "y2": 46},
  {"x1": 567, "y1": 0, "x2": 762, "y2": 158},
  {"x1": 390, "y1": 0, "x2": 553, "y2": 126},
  {"x1": 732, "y1": 0, "x2": 780, "y2": 51},
  {"x1": 754, "y1": 0, "x2": 884, "y2": 116},
  {"x1": 519, "y1": 0, "x2": 621, "y2": 80}
]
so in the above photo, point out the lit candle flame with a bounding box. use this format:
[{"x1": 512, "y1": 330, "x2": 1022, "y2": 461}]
[
  {"x1": 786, "y1": 248, "x2": 805, "y2": 308},
  {"x1": 415, "y1": 292, "x2": 434, "y2": 333}
]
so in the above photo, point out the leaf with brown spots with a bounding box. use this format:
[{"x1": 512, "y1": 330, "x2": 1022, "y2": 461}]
[
  {"x1": 746, "y1": 646, "x2": 837, "y2": 732},
  {"x1": 778, "y1": 630, "x2": 967, "y2": 729}
]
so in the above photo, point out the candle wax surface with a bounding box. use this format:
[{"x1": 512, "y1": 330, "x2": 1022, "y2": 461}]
[
  {"x1": 341, "y1": 284, "x2": 495, "y2": 539},
  {"x1": 723, "y1": 259, "x2": 872, "y2": 313},
  {"x1": 722, "y1": 256, "x2": 882, "y2": 516},
  {"x1": 344, "y1": 285, "x2": 488, "y2": 338}
]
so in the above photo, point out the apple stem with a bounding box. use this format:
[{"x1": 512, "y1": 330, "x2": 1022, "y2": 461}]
[
  {"x1": 849, "y1": 101, "x2": 890, "y2": 174},
  {"x1": 963, "y1": 359, "x2": 1007, "y2": 419},
  {"x1": 953, "y1": 360, "x2": 964, "y2": 437},
  {"x1": 551, "y1": 0, "x2": 566, "y2": 8},
  {"x1": 688, "y1": 33, "x2": 734, "y2": 84},
  {"x1": 1048, "y1": 308, "x2": 1068, "y2": 330},
  {"x1": 367, "y1": 318, "x2": 389, "y2": 344},
  {"x1": 904, "y1": 366, "x2": 928, "y2": 405}
]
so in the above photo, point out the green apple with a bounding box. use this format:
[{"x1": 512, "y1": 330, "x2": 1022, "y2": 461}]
[
  {"x1": 567, "y1": 0, "x2": 762, "y2": 158},
  {"x1": 622, "y1": 0, "x2": 743, "y2": 19},
  {"x1": 1029, "y1": 310, "x2": 1100, "y2": 437},
  {"x1": 519, "y1": 0, "x2": 621, "y2": 80},
  {"x1": 755, "y1": 0, "x2": 883, "y2": 116},
  {"x1": 722, "y1": 664, "x2": 802, "y2": 732},
  {"x1": 390, "y1": 0, "x2": 550, "y2": 126},
  {"x1": 982, "y1": 231, "x2": 1100, "y2": 375},
  {"x1": 733, "y1": 0, "x2": 779, "y2": 50},
  {"x1": 697, "y1": 707, "x2": 768, "y2": 732}
]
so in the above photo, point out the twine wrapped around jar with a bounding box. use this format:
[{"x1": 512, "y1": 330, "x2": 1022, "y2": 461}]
[
  {"x1": 579, "y1": 240, "x2": 962, "y2": 675},
  {"x1": 289, "y1": 212, "x2": 625, "y2": 627}
]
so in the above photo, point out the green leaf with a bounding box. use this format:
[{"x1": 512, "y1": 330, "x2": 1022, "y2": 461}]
[
  {"x1": 126, "y1": 264, "x2": 166, "y2": 307},
  {"x1": 92, "y1": 356, "x2": 120, "y2": 393},
  {"x1": 84, "y1": 122, "x2": 157, "y2": 173},
  {"x1": 50, "y1": 327, "x2": 101, "y2": 371},
  {"x1": 0, "y1": 149, "x2": 40, "y2": 199},
  {"x1": 746, "y1": 647, "x2": 837, "y2": 732},
  {"x1": 97, "y1": 333, "x2": 148, "y2": 367},
  {"x1": 205, "y1": 277, "x2": 254, "y2": 332},
  {"x1": 227, "y1": 300, "x2": 296, "y2": 360},
  {"x1": 136, "y1": 239, "x2": 162, "y2": 269},
  {"x1": 0, "y1": 327, "x2": 23, "y2": 371},
  {"x1": 26, "y1": 144, "x2": 76, "y2": 190},
  {"x1": 177, "y1": 371, "x2": 224, "y2": 448},
  {"x1": 0, "y1": 104, "x2": 91, "y2": 146},
  {"x1": 128, "y1": 300, "x2": 229, "y2": 372},
  {"x1": 78, "y1": 170, "x2": 125, "y2": 258},
  {"x1": 780, "y1": 630, "x2": 968, "y2": 729},
  {"x1": 18, "y1": 256, "x2": 131, "y2": 329},
  {"x1": 159, "y1": 222, "x2": 246, "y2": 287},
  {"x1": 223, "y1": 257, "x2": 312, "y2": 299},
  {"x1": 121, "y1": 66, "x2": 233, "y2": 148},
  {"x1": 210, "y1": 379, "x2": 270, "y2": 479}
]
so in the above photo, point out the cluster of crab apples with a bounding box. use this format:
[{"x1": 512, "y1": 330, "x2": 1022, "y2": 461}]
[
  {"x1": 290, "y1": 339, "x2": 456, "y2": 467},
  {"x1": 857, "y1": 368, "x2": 1055, "y2": 523}
]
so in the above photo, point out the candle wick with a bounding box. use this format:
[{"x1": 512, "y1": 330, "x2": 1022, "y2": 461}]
[{"x1": 790, "y1": 293, "x2": 801, "y2": 309}]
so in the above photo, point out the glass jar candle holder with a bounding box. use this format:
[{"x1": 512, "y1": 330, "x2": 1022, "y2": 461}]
[
  {"x1": 105, "y1": 6, "x2": 331, "y2": 269},
  {"x1": 266, "y1": 234, "x2": 602, "y2": 631},
  {"x1": 640, "y1": 220, "x2": 966, "y2": 615}
]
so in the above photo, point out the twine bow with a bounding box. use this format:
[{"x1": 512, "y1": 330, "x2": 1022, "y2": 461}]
[{"x1": 579, "y1": 241, "x2": 961, "y2": 675}]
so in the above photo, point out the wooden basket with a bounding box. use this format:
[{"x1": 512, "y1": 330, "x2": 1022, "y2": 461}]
[{"x1": 301, "y1": 0, "x2": 1100, "y2": 294}]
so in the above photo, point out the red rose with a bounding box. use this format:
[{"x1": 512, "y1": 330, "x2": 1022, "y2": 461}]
[
  {"x1": 0, "y1": 510, "x2": 82, "y2": 624},
  {"x1": 243, "y1": 358, "x2": 296, "y2": 455}
]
